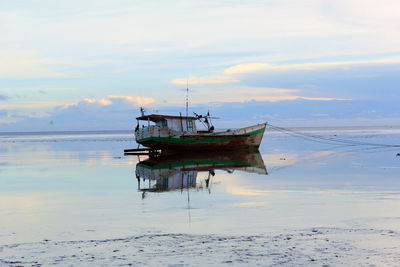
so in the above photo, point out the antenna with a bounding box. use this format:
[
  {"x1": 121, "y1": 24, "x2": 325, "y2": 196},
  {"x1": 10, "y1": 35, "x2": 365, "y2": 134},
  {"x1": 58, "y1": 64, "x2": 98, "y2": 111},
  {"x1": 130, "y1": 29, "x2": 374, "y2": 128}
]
[{"x1": 186, "y1": 78, "x2": 189, "y2": 118}]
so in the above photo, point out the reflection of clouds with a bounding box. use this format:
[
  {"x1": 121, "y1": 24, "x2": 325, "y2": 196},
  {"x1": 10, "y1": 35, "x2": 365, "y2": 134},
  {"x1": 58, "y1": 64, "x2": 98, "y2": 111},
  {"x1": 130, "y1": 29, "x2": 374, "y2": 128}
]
[
  {"x1": 218, "y1": 172, "x2": 271, "y2": 196},
  {"x1": 85, "y1": 151, "x2": 114, "y2": 165},
  {"x1": 231, "y1": 201, "x2": 269, "y2": 207},
  {"x1": 223, "y1": 151, "x2": 340, "y2": 196},
  {"x1": 226, "y1": 186, "x2": 271, "y2": 196},
  {"x1": 262, "y1": 150, "x2": 338, "y2": 171},
  {"x1": 222, "y1": 172, "x2": 295, "y2": 197},
  {"x1": 0, "y1": 194, "x2": 40, "y2": 212},
  {"x1": 262, "y1": 153, "x2": 299, "y2": 167},
  {"x1": 3, "y1": 142, "x2": 139, "y2": 167}
]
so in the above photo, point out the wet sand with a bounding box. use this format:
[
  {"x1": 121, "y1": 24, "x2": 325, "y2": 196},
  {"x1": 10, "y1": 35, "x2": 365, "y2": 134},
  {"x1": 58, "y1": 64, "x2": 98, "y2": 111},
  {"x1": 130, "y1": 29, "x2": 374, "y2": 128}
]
[{"x1": 1, "y1": 228, "x2": 399, "y2": 266}]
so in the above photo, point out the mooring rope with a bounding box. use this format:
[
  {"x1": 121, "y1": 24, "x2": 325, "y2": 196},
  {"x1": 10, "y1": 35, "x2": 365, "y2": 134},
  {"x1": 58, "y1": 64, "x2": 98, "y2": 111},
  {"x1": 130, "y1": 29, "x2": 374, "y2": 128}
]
[{"x1": 267, "y1": 124, "x2": 400, "y2": 148}]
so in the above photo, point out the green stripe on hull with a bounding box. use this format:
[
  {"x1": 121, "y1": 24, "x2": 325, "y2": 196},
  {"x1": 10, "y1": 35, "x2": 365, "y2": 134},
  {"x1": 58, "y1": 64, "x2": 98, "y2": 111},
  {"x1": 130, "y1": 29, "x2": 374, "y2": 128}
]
[
  {"x1": 138, "y1": 159, "x2": 266, "y2": 171},
  {"x1": 137, "y1": 126, "x2": 265, "y2": 145}
]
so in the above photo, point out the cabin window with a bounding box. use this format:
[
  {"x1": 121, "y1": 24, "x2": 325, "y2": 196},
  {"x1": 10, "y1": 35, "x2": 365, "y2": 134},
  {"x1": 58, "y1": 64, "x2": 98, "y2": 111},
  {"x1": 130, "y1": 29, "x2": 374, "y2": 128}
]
[
  {"x1": 162, "y1": 119, "x2": 168, "y2": 128},
  {"x1": 161, "y1": 177, "x2": 168, "y2": 189},
  {"x1": 186, "y1": 120, "x2": 193, "y2": 132},
  {"x1": 187, "y1": 172, "x2": 195, "y2": 186}
]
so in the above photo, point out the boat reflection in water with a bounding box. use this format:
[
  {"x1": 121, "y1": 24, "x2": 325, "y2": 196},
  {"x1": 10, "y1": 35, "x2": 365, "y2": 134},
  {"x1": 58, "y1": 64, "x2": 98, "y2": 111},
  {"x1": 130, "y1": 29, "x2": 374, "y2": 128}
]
[{"x1": 135, "y1": 151, "x2": 267, "y2": 195}]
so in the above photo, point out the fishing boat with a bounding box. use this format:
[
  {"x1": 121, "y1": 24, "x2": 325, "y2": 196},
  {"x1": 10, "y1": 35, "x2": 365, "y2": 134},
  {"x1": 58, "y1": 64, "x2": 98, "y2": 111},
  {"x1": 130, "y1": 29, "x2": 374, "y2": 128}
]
[
  {"x1": 134, "y1": 109, "x2": 267, "y2": 151},
  {"x1": 135, "y1": 150, "x2": 267, "y2": 193}
]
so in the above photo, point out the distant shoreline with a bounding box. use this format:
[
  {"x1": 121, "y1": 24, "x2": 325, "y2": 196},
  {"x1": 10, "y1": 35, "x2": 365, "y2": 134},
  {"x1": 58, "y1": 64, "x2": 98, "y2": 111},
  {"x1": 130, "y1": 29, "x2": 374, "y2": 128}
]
[
  {"x1": 1, "y1": 125, "x2": 400, "y2": 136},
  {"x1": 0, "y1": 130, "x2": 134, "y2": 136}
]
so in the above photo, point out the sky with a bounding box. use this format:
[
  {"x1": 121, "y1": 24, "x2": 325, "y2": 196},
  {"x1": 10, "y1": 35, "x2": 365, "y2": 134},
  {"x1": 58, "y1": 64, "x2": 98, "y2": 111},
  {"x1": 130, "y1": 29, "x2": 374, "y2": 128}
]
[{"x1": 1, "y1": 0, "x2": 400, "y2": 131}]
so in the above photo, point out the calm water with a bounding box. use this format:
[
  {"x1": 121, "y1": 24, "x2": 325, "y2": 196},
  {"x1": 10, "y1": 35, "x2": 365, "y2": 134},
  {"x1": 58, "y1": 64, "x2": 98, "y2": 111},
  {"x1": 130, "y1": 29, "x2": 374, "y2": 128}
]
[{"x1": 1, "y1": 128, "x2": 399, "y2": 245}]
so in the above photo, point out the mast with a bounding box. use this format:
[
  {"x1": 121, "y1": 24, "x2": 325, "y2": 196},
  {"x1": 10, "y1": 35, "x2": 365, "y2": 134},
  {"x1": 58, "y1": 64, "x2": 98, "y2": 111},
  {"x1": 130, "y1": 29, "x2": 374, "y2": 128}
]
[{"x1": 186, "y1": 78, "x2": 189, "y2": 118}]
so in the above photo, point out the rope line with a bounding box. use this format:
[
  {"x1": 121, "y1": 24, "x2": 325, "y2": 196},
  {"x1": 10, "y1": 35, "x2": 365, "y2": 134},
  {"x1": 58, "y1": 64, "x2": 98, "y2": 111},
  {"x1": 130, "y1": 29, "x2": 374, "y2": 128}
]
[{"x1": 267, "y1": 124, "x2": 400, "y2": 148}]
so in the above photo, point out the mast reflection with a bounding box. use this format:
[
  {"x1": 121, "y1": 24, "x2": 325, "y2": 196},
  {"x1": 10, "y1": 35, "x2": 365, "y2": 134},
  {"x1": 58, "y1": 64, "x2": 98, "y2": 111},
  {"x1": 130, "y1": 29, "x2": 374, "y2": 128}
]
[{"x1": 135, "y1": 151, "x2": 267, "y2": 194}]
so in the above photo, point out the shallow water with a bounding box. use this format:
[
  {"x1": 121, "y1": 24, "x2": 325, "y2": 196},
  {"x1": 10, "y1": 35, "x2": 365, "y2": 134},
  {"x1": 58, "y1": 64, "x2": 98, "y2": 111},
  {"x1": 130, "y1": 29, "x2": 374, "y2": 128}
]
[{"x1": 1, "y1": 129, "x2": 399, "y2": 265}]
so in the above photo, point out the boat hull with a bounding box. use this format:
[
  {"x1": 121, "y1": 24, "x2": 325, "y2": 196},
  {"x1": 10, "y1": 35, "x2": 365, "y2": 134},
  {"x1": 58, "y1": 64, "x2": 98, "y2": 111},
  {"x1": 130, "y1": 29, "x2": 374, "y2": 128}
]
[{"x1": 136, "y1": 123, "x2": 266, "y2": 151}]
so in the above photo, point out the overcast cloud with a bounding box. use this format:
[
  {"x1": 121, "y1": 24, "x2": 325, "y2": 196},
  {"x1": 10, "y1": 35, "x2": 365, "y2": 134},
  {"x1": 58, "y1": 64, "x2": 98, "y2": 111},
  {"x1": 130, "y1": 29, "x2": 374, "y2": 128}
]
[{"x1": 1, "y1": 0, "x2": 399, "y2": 131}]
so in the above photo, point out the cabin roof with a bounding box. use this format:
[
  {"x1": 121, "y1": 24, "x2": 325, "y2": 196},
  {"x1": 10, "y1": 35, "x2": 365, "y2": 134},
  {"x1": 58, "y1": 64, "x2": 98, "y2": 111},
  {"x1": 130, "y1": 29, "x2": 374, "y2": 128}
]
[{"x1": 136, "y1": 114, "x2": 198, "y2": 121}]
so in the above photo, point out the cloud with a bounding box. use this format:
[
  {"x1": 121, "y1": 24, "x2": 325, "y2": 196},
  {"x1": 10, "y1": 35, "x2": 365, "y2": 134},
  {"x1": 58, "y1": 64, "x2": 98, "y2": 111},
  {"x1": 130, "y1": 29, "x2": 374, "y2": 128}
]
[
  {"x1": 0, "y1": 109, "x2": 20, "y2": 123},
  {"x1": 3, "y1": 0, "x2": 400, "y2": 54},
  {"x1": 172, "y1": 58, "x2": 400, "y2": 87},
  {"x1": 225, "y1": 59, "x2": 400, "y2": 74},
  {"x1": 170, "y1": 58, "x2": 399, "y2": 103},
  {"x1": 82, "y1": 98, "x2": 112, "y2": 106},
  {"x1": 1, "y1": 1, "x2": 400, "y2": 131},
  {"x1": 171, "y1": 75, "x2": 239, "y2": 86},
  {"x1": 0, "y1": 49, "x2": 124, "y2": 79},
  {"x1": 0, "y1": 95, "x2": 155, "y2": 131},
  {"x1": 0, "y1": 50, "x2": 75, "y2": 79},
  {"x1": 108, "y1": 96, "x2": 155, "y2": 107},
  {"x1": 231, "y1": 59, "x2": 400, "y2": 102},
  {"x1": 224, "y1": 63, "x2": 271, "y2": 75},
  {"x1": 1, "y1": 96, "x2": 399, "y2": 131},
  {"x1": 60, "y1": 95, "x2": 154, "y2": 112},
  {"x1": 0, "y1": 94, "x2": 10, "y2": 101},
  {"x1": 0, "y1": 49, "x2": 85, "y2": 79},
  {"x1": 244, "y1": 96, "x2": 350, "y2": 102},
  {"x1": 301, "y1": 97, "x2": 350, "y2": 101},
  {"x1": 184, "y1": 86, "x2": 348, "y2": 103}
]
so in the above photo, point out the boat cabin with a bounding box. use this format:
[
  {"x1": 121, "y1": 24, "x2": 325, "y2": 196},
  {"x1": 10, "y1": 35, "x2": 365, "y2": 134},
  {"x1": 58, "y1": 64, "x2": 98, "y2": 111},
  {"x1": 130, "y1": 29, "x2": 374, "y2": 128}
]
[
  {"x1": 136, "y1": 114, "x2": 198, "y2": 134},
  {"x1": 136, "y1": 163, "x2": 198, "y2": 193}
]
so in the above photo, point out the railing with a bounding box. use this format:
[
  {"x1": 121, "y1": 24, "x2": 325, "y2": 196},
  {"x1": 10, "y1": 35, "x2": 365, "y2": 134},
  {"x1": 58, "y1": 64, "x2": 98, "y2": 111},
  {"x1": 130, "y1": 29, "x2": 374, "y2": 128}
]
[{"x1": 135, "y1": 126, "x2": 177, "y2": 140}]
